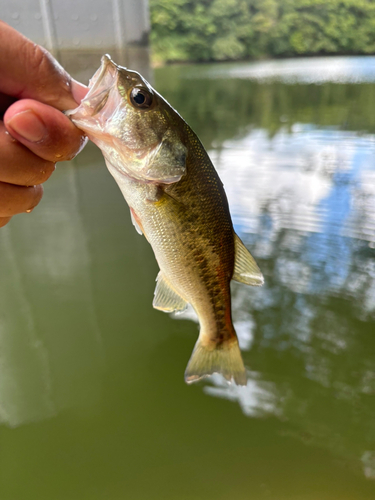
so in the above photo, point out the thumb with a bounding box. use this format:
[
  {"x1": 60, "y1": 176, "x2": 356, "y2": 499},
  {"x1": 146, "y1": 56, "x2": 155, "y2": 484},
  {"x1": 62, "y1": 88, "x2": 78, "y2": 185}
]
[{"x1": 0, "y1": 20, "x2": 87, "y2": 110}]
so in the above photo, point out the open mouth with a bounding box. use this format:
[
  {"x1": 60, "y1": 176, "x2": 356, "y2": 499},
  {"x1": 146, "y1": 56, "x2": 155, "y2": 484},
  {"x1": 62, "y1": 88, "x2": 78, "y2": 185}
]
[
  {"x1": 66, "y1": 55, "x2": 120, "y2": 132},
  {"x1": 84, "y1": 54, "x2": 118, "y2": 102}
]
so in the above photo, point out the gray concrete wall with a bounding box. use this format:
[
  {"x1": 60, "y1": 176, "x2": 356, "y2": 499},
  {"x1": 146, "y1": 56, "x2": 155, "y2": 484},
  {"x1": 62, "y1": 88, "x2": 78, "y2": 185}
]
[{"x1": 2, "y1": 0, "x2": 151, "y2": 81}]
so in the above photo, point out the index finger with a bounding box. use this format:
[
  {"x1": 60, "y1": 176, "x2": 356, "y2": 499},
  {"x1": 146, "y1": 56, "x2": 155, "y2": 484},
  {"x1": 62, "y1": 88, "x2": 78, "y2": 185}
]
[{"x1": 0, "y1": 20, "x2": 87, "y2": 110}]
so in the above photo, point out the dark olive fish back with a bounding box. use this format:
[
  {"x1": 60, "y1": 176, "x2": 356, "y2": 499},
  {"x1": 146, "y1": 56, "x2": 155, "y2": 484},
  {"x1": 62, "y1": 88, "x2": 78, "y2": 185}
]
[{"x1": 164, "y1": 123, "x2": 236, "y2": 336}]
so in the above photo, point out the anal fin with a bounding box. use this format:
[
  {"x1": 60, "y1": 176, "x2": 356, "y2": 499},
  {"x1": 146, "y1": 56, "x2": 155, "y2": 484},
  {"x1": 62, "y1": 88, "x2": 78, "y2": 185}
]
[
  {"x1": 232, "y1": 233, "x2": 264, "y2": 286},
  {"x1": 153, "y1": 272, "x2": 188, "y2": 313}
]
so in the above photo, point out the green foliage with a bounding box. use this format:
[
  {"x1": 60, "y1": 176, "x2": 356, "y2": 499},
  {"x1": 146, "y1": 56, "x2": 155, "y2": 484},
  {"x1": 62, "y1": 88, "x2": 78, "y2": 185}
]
[{"x1": 150, "y1": 0, "x2": 375, "y2": 63}]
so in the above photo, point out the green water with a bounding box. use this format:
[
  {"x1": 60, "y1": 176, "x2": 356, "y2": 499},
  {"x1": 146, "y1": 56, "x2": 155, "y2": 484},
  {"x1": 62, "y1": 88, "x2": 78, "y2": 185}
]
[{"x1": 0, "y1": 57, "x2": 375, "y2": 499}]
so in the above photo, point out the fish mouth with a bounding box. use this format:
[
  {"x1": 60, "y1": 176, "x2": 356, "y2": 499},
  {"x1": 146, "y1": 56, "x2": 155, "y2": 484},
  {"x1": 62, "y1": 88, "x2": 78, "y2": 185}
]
[
  {"x1": 66, "y1": 54, "x2": 120, "y2": 134},
  {"x1": 85, "y1": 54, "x2": 119, "y2": 99},
  {"x1": 67, "y1": 56, "x2": 186, "y2": 185}
]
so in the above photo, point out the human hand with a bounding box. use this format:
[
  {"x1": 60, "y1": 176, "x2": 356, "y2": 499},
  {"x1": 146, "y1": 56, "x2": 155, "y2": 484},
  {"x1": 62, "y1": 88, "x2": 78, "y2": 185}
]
[{"x1": 0, "y1": 21, "x2": 88, "y2": 228}]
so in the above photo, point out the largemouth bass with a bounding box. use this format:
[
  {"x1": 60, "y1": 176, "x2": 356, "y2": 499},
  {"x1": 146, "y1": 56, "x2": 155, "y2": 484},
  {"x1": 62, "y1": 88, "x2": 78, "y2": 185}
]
[{"x1": 68, "y1": 55, "x2": 263, "y2": 385}]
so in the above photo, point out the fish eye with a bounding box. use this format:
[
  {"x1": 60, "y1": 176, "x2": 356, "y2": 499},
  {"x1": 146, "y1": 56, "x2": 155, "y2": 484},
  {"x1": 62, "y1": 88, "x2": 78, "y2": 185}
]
[{"x1": 130, "y1": 87, "x2": 153, "y2": 109}]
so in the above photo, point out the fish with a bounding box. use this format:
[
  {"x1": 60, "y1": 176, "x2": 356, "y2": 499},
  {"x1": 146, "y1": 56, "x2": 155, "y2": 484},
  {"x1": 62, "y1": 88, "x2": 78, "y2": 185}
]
[{"x1": 67, "y1": 55, "x2": 264, "y2": 385}]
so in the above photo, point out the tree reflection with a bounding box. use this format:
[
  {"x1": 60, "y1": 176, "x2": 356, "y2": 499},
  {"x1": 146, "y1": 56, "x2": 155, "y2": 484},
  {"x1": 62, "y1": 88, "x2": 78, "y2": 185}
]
[
  {"x1": 159, "y1": 65, "x2": 375, "y2": 478},
  {"x1": 156, "y1": 61, "x2": 375, "y2": 147}
]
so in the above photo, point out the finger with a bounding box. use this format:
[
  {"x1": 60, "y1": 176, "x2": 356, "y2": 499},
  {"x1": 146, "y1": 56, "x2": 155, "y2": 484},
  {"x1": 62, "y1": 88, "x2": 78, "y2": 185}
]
[
  {"x1": 4, "y1": 99, "x2": 87, "y2": 162},
  {"x1": 0, "y1": 216, "x2": 12, "y2": 228},
  {"x1": 0, "y1": 20, "x2": 88, "y2": 109},
  {"x1": 0, "y1": 122, "x2": 55, "y2": 186},
  {"x1": 0, "y1": 181, "x2": 43, "y2": 217}
]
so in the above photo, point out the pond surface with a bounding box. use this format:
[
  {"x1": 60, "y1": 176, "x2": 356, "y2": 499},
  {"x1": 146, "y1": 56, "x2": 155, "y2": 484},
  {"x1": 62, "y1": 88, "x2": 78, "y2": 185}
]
[{"x1": 0, "y1": 56, "x2": 375, "y2": 499}]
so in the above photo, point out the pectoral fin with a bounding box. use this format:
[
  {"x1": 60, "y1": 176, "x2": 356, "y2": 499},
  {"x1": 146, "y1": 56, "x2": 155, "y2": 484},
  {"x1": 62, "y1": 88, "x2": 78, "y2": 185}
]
[
  {"x1": 130, "y1": 208, "x2": 143, "y2": 235},
  {"x1": 153, "y1": 272, "x2": 188, "y2": 313},
  {"x1": 232, "y1": 233, "x2": 264, "y2": 286}
]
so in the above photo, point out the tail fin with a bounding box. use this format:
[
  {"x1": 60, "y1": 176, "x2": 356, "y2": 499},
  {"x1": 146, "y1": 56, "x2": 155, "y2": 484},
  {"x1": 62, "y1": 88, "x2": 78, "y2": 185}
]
[{"x1": 184, "y1": 338, "x2": 247, "y2": 386}]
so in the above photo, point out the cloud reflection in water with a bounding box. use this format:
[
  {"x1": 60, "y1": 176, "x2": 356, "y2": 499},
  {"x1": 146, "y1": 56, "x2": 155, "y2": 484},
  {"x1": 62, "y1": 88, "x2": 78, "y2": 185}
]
[{"x1": 174, "y1": 120, "x2": 375, "y2": 479}]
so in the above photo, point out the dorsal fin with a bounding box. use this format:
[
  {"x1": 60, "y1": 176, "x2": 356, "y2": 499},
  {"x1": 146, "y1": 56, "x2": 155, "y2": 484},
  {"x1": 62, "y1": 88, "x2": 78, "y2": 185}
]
[
  {"x1": 153, "y1": 272, "x2": 188, "y2": 313},
  {"x1": 232, "y1": 233, "x2": 264, "y2": 286}
]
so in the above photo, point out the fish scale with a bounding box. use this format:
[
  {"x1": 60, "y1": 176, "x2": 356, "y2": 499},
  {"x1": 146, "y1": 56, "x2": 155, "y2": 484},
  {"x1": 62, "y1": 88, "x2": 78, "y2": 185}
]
[{"x1": 68, "y1": 55, "x2": 264, "y2": 385}]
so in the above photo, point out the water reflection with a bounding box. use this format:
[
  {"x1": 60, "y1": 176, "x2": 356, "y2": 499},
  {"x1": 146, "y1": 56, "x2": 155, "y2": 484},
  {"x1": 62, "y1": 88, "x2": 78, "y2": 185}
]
[
  {"x1": 218, "y1": 126, "x2": 375, "y2": 481},
  {"x1": 204, "y1": 373, "x2": 281, "y2": 418},
  {"x1": 0, "y1": 49, "x2": 122, "y2": 425},
  {"x1": 193, "y1": 56, "x2": 375, "y2": 84},
  {"x1": 157, "y1": 60, "x2": 375, "y2": 145},
  {"x1": 0, "y1": 163, "x2": 103, "y2": 426},
  {"x1": 156, "y1": 60, "x2": 375, "y2": 481},
  {"x1": 0, "y1": 56, "x2": 375, "y2": 497}
]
